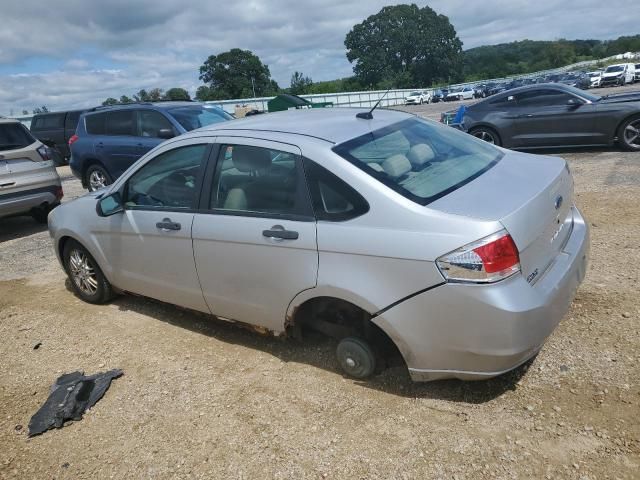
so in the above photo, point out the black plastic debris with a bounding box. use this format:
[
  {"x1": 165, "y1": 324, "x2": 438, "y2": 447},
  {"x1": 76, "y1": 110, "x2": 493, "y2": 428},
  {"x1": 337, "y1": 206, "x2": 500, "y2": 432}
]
[{"x1": 28, "y1": 369, "x2": 123, "y2": 437}]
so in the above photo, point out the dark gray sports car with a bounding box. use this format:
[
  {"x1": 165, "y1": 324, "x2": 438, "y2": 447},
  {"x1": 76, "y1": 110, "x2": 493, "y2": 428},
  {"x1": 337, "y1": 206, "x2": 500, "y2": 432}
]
[{"x1": 449, "y1": 83, "x2": 640, "y2": 151}]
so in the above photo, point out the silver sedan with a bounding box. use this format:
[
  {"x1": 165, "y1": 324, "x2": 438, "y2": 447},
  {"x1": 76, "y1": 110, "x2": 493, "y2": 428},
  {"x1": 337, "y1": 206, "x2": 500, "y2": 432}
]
[{"x1": 48, "y1": 108, "x2": 589, "y2": 381}]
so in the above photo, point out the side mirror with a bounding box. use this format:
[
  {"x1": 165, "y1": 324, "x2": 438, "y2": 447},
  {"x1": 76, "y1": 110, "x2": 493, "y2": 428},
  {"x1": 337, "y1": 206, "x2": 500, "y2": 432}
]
[
  {"x1": 567, "y1": 98, "x2": 582, "y2": 107},
  {"x1": 96, "y1": 192, "x2": 124, "y2": 217},
  {"x1": 157, "y1": 128, "x2": 175, "y2": 139}
]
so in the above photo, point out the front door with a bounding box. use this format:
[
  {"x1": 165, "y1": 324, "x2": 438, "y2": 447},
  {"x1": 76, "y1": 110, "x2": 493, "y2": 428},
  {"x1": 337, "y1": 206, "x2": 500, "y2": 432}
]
[
  {"x1": 135, "y1": 109, "x2": 175, "y2": 156},
  {"x1": 94, "y1": 142, "x2": 211, "y2": 312},
  {"x1": 513, "y1": 89, "x2": 599, "y2": 147},
  {"x1": 192, "y1": 138, "x2": 318, "y2": 333}
]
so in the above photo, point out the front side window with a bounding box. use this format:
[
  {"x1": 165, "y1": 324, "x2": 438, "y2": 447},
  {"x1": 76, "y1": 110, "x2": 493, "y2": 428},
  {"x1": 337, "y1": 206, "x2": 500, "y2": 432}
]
[
  {"x1": 516, "y1": 90, "x2": 574, "y2": 107},
  {"x1": 125, "y1": 144, "x2": 207, "y2": 210},
  {"x1": 210, "y1": 144, "x2": 311, "y2": 218},
  {"x1": 105, "y1": 111, "x2": 135, "y2": 136},
  {"x1": 168, "y1": 105, "x2": 232, "y2": 131},
  {"x1": 333, "y1": 118, "x2": 502, "y2": 206},
  {"x1": 137, "y1": 110, "x2": 174, "y2": 138}
]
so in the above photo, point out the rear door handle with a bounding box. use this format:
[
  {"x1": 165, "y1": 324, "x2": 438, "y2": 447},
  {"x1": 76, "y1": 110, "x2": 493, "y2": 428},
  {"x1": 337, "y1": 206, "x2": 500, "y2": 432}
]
[
  {"x1": 156, "y1": 218, "x2": 181, "y2": 231},
  {"x1": 263, "y1": 225, "x2": 298, "y2": 240}
]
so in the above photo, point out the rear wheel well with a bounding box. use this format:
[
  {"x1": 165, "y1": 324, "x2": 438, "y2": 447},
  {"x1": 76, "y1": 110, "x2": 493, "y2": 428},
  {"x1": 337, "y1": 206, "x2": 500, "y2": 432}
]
[
  {"x1": 81, "y1": 159, "x2": 107, "y2": 186},
  {"x1": 289, "y1": 296, "x2": 402, "y2": 360}
]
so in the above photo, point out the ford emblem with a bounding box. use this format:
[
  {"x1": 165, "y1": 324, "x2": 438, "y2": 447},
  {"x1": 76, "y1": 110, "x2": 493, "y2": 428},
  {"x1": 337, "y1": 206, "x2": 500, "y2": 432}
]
[{"x1": 554, "y1": 195, "x2": 563, "y2": 210}]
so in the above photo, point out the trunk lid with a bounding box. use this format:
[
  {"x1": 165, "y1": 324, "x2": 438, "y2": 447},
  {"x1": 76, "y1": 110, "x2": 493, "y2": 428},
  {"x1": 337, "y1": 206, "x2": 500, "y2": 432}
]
[{"x1": 428, "y1": 150, "x2": 573, "y2": 283}]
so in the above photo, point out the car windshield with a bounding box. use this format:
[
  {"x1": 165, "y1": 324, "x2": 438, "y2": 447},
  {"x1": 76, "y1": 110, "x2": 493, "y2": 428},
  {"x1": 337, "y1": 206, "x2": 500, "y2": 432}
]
[
  {"x1": 409, "y1": 92, "x2": 421, "y2": 96},
  {"x1": 605, "y1": 66, "x2": 624, "y2": 73},
  {"x1": 333, "y1": 117, "x2": 503, "y2": 205},
  {"x1": 168, "y1": 105, "x2": 233, "y2": 131},
  {"x1": 0, "y1": 123, "x2": 36, "y2": 151}
]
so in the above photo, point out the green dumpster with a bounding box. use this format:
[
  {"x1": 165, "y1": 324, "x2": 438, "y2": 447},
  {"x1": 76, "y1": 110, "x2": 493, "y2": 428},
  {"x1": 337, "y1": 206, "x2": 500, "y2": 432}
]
[{"x1": 267, "y1": 94, "x2": 333, "y2": 113}]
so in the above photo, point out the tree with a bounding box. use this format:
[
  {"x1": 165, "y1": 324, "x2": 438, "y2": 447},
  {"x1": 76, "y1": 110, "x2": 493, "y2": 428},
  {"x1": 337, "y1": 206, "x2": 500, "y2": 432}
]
[
  {"x1": 345, "y1": 4, "x2": 463, "y2": 88},
  {"x1": 147, "y1": 88, "x2": 164, "y2": 101},
  {"x1": 102, "y1": 97, "x2": 119, "y2": 106},
  {"x1": 133, "y1": 89, "x2": 150, "y2": 102},
  {"x1": 198, "y1": 48, "x2": 279, "y2": 99},
  {"x1": 164, "y1": 88, "x2": 191, "y2": 101},
  {"x1": 22, "y1": 110, "x2": 28, "y2": 115},
  {"x1": 32, "y1": 106, "x2": 50, "y2": 114},
  {"x1": 119, "y1": 95, "x2": 133, "y2": 104},
  {"x1": 290, "y1": 71, "x2": 313, "y2": 95}
]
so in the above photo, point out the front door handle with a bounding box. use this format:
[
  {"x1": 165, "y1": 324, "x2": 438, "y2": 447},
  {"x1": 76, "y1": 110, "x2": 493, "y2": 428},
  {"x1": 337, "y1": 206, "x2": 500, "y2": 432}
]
[
  {"x1": 263, "y1": 225, "x2": 298, "y2": 240},
  {"x1": 156, "y1": 218, "x2": 181, "y2": 231}
]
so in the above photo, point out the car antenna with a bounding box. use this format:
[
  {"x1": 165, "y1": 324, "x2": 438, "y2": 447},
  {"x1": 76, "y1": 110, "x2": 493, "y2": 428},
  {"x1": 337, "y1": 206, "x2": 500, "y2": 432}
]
[{"x1": 357, "y1": 87, "x2": 392, "y2": 120}]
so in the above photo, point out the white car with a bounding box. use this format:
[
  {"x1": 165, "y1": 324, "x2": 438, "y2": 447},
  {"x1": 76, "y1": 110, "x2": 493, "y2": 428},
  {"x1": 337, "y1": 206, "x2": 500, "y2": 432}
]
[
  {"x1": 600, "y1": 63, "x2": 636, "y2": 87},
  {"x1": 404, "y1": 91, "x2": 431, "y2": 105},
  {"x1": 446, "y1": 87, "x2": 474, "y2": 101},
  {"x1": 586, "y1": 71, "x2": 602, "y2": 88}
]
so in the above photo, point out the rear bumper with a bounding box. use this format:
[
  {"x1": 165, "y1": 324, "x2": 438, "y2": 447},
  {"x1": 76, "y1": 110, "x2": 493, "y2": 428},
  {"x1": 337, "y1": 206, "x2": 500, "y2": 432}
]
[
  {"x1": 373, "y1": 206, "x2": 590, "y2": 381},
  {"x1": 0, "y1": 184, "x2": 62, "y2": 218}
]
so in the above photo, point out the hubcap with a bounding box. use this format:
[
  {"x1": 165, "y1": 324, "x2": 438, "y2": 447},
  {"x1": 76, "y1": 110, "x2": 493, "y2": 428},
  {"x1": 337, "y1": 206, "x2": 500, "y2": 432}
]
[
  {"x1": 623, "y1": 120, "x2": 640, "y2": 149},
  {"x1": 69, "y1": 249, "x2": 98, "y2": 296},
  {"x1": 89, "y1": 170, "x2": 107, "y2": 191},
  {"x1": 474, "y1": 131, "x2": 496, "y2": 144},
  {"x1": 345, "y1": 357, "x2": 357, "y2": 368}
]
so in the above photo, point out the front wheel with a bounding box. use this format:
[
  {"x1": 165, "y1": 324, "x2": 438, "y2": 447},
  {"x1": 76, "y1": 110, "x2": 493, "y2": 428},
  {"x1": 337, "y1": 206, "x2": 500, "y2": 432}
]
[
  {"x1": 63, "y1": 240, "x2": 115, "y2": 304},
  {"x1": 336, "y1": 337, "x2": 376, "y2": 379},
  {"x1": 85, "y1": 164, "x2": 112, "y2": 192},
  {"x1": 618, "y1": 115, "x2": 640, "y2": 151},
  {"x1": 469, "y1": 127, "x2": 502, "y2": 146}
]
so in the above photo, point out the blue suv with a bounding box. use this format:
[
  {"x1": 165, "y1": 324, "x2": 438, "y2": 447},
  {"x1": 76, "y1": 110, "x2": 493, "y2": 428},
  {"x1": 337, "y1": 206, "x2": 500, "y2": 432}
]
[{"x1": 69, "y1": 102, "x2": 232, "y2": 191}]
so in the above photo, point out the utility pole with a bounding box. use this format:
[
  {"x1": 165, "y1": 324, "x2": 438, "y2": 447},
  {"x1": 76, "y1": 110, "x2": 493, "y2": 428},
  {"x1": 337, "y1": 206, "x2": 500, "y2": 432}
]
[{"x1": 251, "y1": 77, "x2": 256, "y2": 98}]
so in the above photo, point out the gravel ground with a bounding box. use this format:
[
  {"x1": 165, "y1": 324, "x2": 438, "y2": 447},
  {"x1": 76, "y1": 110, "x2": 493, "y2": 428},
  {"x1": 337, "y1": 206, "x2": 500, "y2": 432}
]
[{"x1": 1, "y1": 91, "x2": 639, "y2": 478}]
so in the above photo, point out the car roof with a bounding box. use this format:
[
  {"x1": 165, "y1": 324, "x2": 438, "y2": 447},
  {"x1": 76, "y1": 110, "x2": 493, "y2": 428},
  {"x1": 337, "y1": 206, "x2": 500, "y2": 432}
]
[
  {"x1": 85, "y1": 101, "x2": 201, "y2": 115},
  {"x1": 195, "y1": 107, "x2": 414, "y2": 144},
  {"x1": 0, "y1": 117, "x2": 21, "y2": 125}
]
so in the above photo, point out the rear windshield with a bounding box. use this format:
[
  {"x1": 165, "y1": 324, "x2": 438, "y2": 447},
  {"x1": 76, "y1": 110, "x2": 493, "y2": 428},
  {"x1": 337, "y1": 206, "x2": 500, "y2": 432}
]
[
  {"x1": 168, "y1": 105, "x2": 232, "y2": 131},
  {"x1": 0, "y1": 123, "x2": 36, "y2": 151},
  {"x1": 333, "y1": 117, "x2": 502, "y2": 205}
]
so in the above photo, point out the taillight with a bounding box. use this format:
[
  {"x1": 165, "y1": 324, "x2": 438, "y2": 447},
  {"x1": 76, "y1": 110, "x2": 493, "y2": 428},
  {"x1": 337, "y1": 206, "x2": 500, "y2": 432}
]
[
  {"x1": 54, "y1": 186, "x2": 64, "y2": 201},
  {"x1": 436, "y1": 230, "x2": 520, "y2": 283},
  {"x1": 68, "y1": 134, "x2": 79, "y2": 146},
  {"x1": 36, "y1": 145, "x2": 51, "y2": 161}
]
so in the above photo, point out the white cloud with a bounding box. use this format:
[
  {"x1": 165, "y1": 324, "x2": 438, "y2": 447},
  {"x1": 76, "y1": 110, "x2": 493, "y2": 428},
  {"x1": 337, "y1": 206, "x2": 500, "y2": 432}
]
[{"x1": 0, "y1": 0, "x2": 637, "y2": 114}]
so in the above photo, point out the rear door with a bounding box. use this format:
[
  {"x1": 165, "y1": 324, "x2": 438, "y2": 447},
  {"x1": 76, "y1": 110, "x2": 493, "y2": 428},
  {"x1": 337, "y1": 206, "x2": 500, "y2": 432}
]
[
  {"x1": 191, "y1": 137, "x2": 318, "y2": 333},
  {"x1": 30, "y1": 113, "x2": 65, "y2": 151},
  {"x1": 513, "y1": 89, "x2": 600, "y2": 147},
  {"x1": 100, "y1": 110, "x2": 140, "y2": 178}
]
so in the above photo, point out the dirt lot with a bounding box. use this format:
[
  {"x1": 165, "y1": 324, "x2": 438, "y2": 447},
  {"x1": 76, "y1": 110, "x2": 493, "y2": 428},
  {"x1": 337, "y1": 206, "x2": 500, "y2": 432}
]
[{"x1": 1, "y1": 90, "x2": 639, "y2": 479}]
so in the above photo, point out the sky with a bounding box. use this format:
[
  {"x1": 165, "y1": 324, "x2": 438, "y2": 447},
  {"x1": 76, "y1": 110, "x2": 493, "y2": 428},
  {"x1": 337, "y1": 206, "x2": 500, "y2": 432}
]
[{"x1": 0, "y1": 0, "x2": 637, "y2": 115}]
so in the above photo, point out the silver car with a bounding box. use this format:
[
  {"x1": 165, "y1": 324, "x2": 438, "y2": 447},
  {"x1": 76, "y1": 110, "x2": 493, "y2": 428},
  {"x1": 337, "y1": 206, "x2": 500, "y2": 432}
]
[
  {"x1": 48, "y1": 108, "x2": 589, "y2": 381},
  {"x1": 1, "y1": 118, "x2": 63, "y2": 223}
]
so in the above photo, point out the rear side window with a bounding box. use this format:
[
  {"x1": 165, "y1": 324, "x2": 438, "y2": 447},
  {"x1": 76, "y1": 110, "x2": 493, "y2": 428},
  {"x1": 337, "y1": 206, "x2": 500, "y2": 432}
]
[
  {"x1": 516, "y1": 90, "x2": 573, "y2": 107},
  {"x1": 303, "y1": 159, "x2": 369, "y2": 221},
  {"x1": 0, "y1": 123, "x2": 36, "y2": 151},
  {"x1": 85, "y1": 113, "x2": 107, "y2": 135},
  {"x1": 34, "y1": 114, "x2": 64, "y2": 129},
  {"x1": 106, "y1": 111, "x2": 135, "y2": 136},
  {"x1": 333, "y1": 118, "x2": 502, "y2": 206},
  {"x1": 65, "y1": 111, "x2": 82, "y2": 131}
]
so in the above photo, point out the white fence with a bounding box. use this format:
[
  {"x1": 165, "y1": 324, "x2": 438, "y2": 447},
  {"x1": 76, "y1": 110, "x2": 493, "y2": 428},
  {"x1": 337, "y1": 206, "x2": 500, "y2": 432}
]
[{"x1": 9, "y1": 51, "x2": 639, "y2": 124}]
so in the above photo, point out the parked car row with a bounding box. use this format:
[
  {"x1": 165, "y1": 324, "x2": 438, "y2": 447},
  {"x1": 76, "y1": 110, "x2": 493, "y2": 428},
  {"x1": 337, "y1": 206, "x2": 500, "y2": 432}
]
[{"x1": 440, "y1": 83, "x2": 640, "y2": 151}]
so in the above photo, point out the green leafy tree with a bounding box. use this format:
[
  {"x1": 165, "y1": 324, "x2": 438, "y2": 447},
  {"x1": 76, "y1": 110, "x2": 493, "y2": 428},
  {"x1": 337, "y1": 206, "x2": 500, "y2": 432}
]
[
  {"x1": 164, "y1": 88, "x2": 191, "y2": 101},
  {"x1": 198, "y1": 48, "x2": 279, "y2": 99},
  {"x1": 289, "y1": 71, "x2": 313, "y2": 95},
  {"x1": 32, "y1": 105, "x2": 50, "y2": 114},
  {"x1": 133, "y1": 89, "x2": 150, "y2": 102},
  {"x1": 119, "y1": 95, "x2": 133, "y2": 104},
  {"x1": 345, "y1": 4, "x2": 463, "y2": 88},
  {"x1": 101, "y1": 98, "x2": 119, "y2": 106}
]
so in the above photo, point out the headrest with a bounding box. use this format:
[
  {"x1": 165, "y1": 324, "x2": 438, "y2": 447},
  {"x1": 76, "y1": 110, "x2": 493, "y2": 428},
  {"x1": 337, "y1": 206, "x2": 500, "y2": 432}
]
[
  {"x1": 382, "y1": 154, "x2": 412, "y2": 178},
  {"x1": 232, "y1": 145, "x2": 271, "y2": 172},
  {"x1": 407, "y1": 143, "x2": 435, "y2": 167}
]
